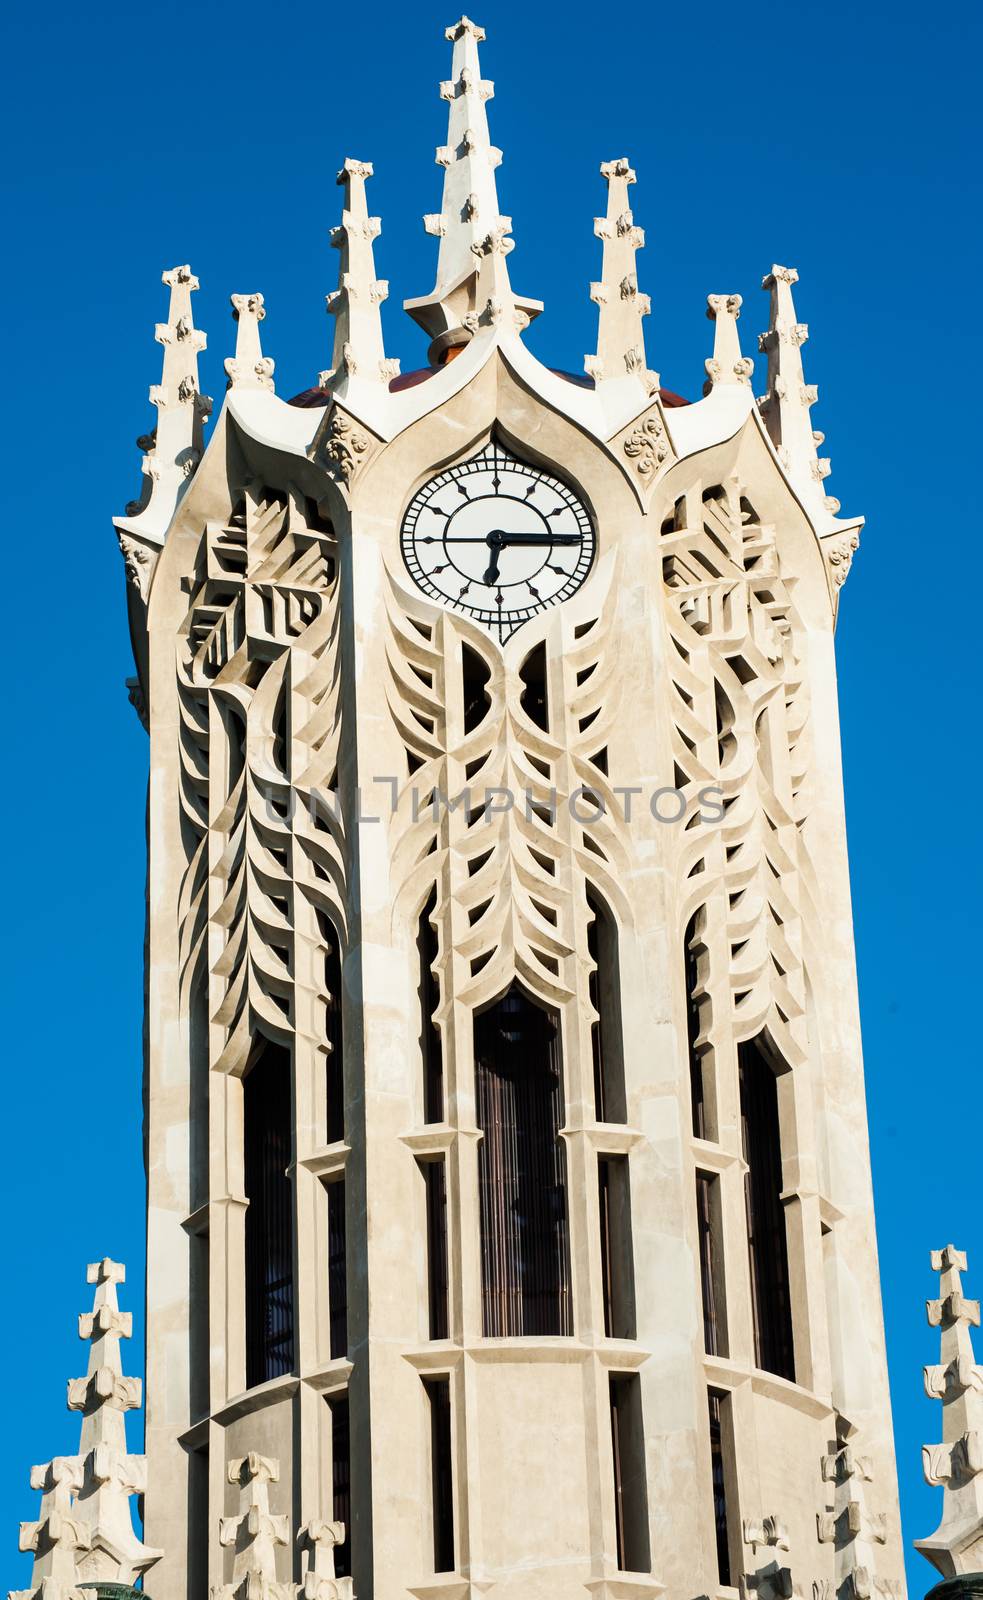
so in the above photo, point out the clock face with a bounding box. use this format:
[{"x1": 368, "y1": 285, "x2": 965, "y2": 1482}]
[{"x1": 400, "y1": 441, "x2": 595, "y2": 642}]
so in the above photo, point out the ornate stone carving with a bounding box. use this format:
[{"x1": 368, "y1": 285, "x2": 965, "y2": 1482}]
[
  {"x1": 623, "y1": 411, "x2": 668, "y2": 477},
  {"x1": 116, "y1": 531, "x2": 156, "y2": 600},
  {"x1": 212, "y1": 1454, "x2": 292, "y2": 1600},
  {"x1": 744, "y1": 1516, "x2": 790, "y2": 1551},
  {"x1": 826, "y1": 531, "x2": 860, "y2": 589},
  {"x1": 322, "y1": 409, "x2": 369, "y2": 485}
]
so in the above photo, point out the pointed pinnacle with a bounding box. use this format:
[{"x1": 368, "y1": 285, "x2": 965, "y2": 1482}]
[
  {"x1": 703, "y1": 294, "x2": 753, "y2": 393},
  {"x1": 585, "y1": 157, "x2": 657, "y2": 391},
  {"x1": 405, "y1": 16, "x2": 540, "y2": 339},
  {"x1": 225, "y1": 294, "x2": 276, "y2": 393}
]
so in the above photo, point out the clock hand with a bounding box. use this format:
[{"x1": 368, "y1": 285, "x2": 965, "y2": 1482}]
[
  {"x1": 493, "y1": 532, "x2": 581, "y2": 546},
  {"x1": 434, "y1": 532, "x2": 582, "y2": 547},
  {"x1": 483, "y1": 543, "x2": 502, "y2": 585}
]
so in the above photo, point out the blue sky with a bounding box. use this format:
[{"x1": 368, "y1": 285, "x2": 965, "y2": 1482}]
[{"x1": 1, "y1": 0, "x2": 979, "y2": 1592}]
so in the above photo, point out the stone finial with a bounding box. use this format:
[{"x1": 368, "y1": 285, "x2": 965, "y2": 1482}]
[
  {"x1": 299, "y1": 1520, "x2": 353, "y2": 1600},
  {"x1": 212, "y1": 1453, "x2": 293, "y2": 1600},
  {"x1": 322, "y1": 160, "x2": 399, "y2": 390},
  {"x1": 9, "y1": 1261, "x2": 161, "y2": 1600},
  {"x1": 10, "y1": 1457, "x2": 89, "y2": 1600},
  {"x1": 404, "y1": 16, "x2": 541, "y2": 339},
  {"x1": 585, "y1": 158, "x2": 658, "y2": 392},
  {"x1": 757, "y1": 265, "x2": 838, "y2": 519},
  {"x1": 68, "y1": 1258, "x2": 161, "y2": 1584},
  {"x1": 916, "y1": 1245, "x2": 983, "y2": 1578},
  {"x1": 818, "y1": 1418, "x2": 889, "y2": 1600},
  {"x1": 115, "y1": 261, "x2": 213, "y2": 559},
  {"x1": 704, "y1": 294, "x2": 754, "y2": 394},
  {"x1": 225, "y1": 295, "x2": 276, "y2": 392}
]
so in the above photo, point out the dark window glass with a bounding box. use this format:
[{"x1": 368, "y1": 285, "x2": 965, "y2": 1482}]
[
  {"x1": 244, "y1": 1040, "x2": 294, "y2": 1386},
  {"x1": 418, "y1": 890, "x2": 444, "y2": 1123},
  {"x1": 462, "y1": 643, "x2": 491, "y2": 733},
  {"x1": 424, "y1": 1378, "x2": 455, "y2": 1572},
  {"x1": 327, "y1": 1179, "x2": 347, "y2": 1361},
  {"x1": 424, "y1": 1159, "x2": 449, "y2": 1340},
  {"x1": 474, "y1": 985, "x2": 572, "y2": 1336},
  {"x1": 685, "y1": 915, "x2": 706, "y2": 1138},
  {"x1": 321, "y1": 912, "x2": 344, "y2": 1144},
  {"x1": 328, "y1": 1393, "x2": 351, "y2": 1578},
  {"x1": 708, "y1": 1388, "x2": 733, "y2": 1586},
  {"x1": 598, "y1": 1156, "x2": 636, "y2": 1340},
  {"x1": 696, "y1": 1173, "x2": 727, "y2": 1357},
  {"x1": 610, "y1": 1374, "x2": 650, "y2": 1572},
  {"x1": 588, "y1": 891, "x2": 627, "y2": 1124},
  {"x1": 739, "y1": 1038, "x2": 795, "y2": 1380},
  {"x1": 518, "y1": 642, "x2": 549, "y2": 731}
]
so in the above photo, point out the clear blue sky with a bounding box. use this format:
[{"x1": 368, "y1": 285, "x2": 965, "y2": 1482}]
[{"x1": 1, "y1": 1, "x2": 979, "y2": 1593}]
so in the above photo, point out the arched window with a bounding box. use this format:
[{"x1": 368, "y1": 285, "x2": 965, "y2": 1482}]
[
  {"x1": 587, "y1": 889, "x2": 626, "y2": 1123},
  {"x1": 474, "y1": 985, "x2": 572, "y2": 1336},
  {"x1": 244, "y1": 1038, "x2": 294, "y2": 1386},
  {"x1": 739, "y1": 1037, "x2": 794, "y2": 1380}
]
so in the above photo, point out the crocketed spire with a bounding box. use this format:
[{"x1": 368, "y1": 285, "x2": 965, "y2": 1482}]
[
  {"x1": 9, "y1": 1260, "x2": 161, "y2": 1600},
  {"x1": 916, "y1": 1245, "x2": 983, "y2": 1578},
  {"x1": 213, "y1": 1453, "x2": 292, "y2": 1600},
  {"x1": 322, "y1": 160, "x2": 399, "y2": 389},
  {"x1": 757, "y1": 265, "x2": 837, "y2": 519},
  {"x1": 585, "y1": 158, "x2": 657, "y2": 392},
  {"x1": 404, "y1": 16, "x2": 541, "y2": 343},
  {"x1": 121, "y1": 264, "x2": 212, "y2": 527}
]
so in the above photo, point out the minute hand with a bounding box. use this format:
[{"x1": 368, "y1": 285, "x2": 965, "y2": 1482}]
[{"x1": 492, "y1": 532, "x2": 581, "y2": 545}]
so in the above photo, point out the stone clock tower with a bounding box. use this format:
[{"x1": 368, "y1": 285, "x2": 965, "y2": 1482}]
[{"x1": 13, "y1": 16, "x2": 926, "y2": 1600}]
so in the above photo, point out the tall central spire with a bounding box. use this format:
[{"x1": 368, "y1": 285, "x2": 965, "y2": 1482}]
[{"x1": 404, "y1": 16, "x2": 541, "y2": 345}]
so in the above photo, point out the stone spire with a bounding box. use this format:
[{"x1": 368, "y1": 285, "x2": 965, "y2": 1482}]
[
  {"x1": 213, "y1": 1453, "x2": 292, "y2": 1600},
  {"x1": 225, "y1": 294, "x2": 276, "y2": 392},
  {"x1": 123, "y1": 264, "x2": 212, "y2": 525},
  {"x1": 9, "y1": 1260, "x2": 160, "y2": 1600},
  {"x1": 404, "y1": 16, "x2": 541, "y2": 344},
  {"x1": 916, "y1": 1245, "x2": 983, "y2": 1579},
  {"x1": 67, "y1": 1259, "x2": 161, "y2": 1584},
  {"x1": 757, "y1": 266, "x2": 838, "y2": 519},
  {"x1": 11, "y1": 1458, "x2": 88, "y2": 1600},
  {"x1": 585, "y1": 158, "x2": 657, "y2": 391},
  {"x1": 704, "y1": 294, "x2": 754, "y2": 393},
  {"x1": 819, "y1": 1418, "x2": 889, "y2": 1600},
  {"x1": 321, "y1": 160, "x2": 399, "y2": 389}
]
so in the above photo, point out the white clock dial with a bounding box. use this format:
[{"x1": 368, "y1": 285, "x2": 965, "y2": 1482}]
[{"x1": 401, "y1": 441, "x2": 595, "y2": 643}]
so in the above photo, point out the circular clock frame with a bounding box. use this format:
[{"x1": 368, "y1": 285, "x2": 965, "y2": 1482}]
[{"x1": 400, "y1": 441, "x2": 595, "y2": 643}]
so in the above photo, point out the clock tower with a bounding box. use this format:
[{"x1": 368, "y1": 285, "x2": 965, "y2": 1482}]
[{"x1": 97, "y1": 14, "x2": 907, "y2": 1600}]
